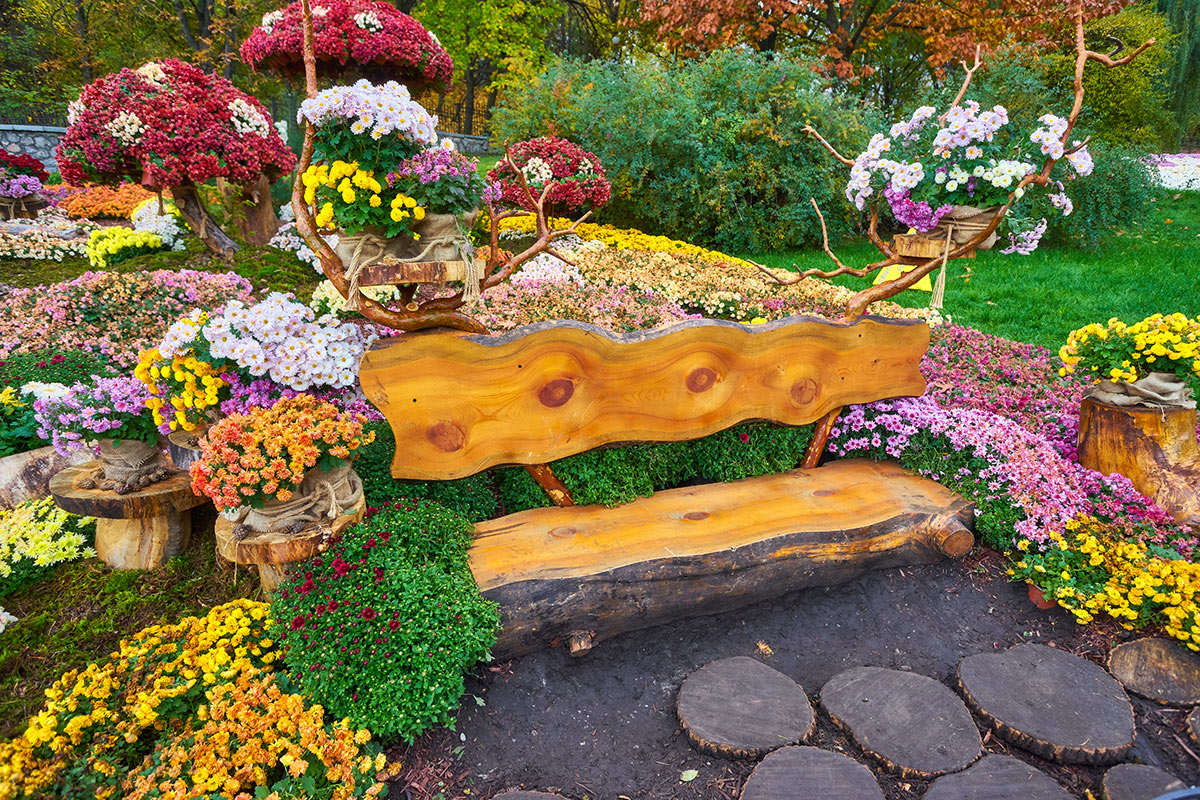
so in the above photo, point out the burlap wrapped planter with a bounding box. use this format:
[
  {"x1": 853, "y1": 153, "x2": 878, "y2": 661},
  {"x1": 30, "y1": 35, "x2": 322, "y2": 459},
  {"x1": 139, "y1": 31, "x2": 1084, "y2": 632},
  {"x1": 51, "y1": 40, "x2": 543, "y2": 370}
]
[
  {"x1": 95, "y1": 439, "x2": 172, "y2": 493},
  {"x1": 224, "y1": 462, "x2": 364, "y2": 534},
  {"x1": 1090, "y1": 372, "x2": 1195, "y2": 410}
]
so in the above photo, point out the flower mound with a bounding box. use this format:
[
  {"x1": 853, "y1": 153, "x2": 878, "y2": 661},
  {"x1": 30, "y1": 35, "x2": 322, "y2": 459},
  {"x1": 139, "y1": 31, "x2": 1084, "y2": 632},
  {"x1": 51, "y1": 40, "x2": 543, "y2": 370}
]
[
  {"x1": 0, "y1": 270, "x2": 253, "y2": 367},
  {"x1": 0, "y1": 498, "x2": 94, "y2": 599},
  {"x1": 57, "y1": 183, "x2": 154, "y2": 219},
  {"x1": 0, "y1": 151, "x2": 49, "y2": 183},
  {"x1": 0, "y1": 600, "x2": 397, "y2": 799},
  {"x1": 487, "y1": 136, "x2": 611, "y2": 214},
  {"x1": 190, "y1": 394, "x2": 373, "y2": 512},
  {"x1": 57, "y1": 59, "x2": 294, "y2": 189},
  {"x1": 272, "y1": 502, "x2": 500, "y2": 742},
  {"x1": 241, "y1": 0, "x2": 452, "y2": 90},
  {"x1": 84, "y1": 226, "x2": 163, "y2": 268}
]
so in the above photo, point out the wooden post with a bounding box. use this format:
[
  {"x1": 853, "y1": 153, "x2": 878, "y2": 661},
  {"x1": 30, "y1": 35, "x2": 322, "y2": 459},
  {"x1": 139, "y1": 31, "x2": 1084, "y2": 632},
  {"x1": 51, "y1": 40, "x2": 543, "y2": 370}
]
[
  {"x1": 524, "y1": 464, "x2": 575, "y2": 506},
  {"x1": 1077, "y1": 396, "x2": 1200, "y2": 527}
]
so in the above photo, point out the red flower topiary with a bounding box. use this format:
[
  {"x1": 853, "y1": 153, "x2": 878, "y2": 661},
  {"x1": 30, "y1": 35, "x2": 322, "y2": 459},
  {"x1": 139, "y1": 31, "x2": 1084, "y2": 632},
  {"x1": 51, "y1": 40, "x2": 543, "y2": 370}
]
[
  {"x1": 241, "y1": 0, "x2": 453, "y2": 91},
  {"x1": 487, "y1": 136, "x2": 611, "y2": 215},
  {"x1": 0, "y1": 151, "x2": 49, "y2": 183},
  {"x1": 56, "y1": 59, "x2": 295, "y2": 189}
]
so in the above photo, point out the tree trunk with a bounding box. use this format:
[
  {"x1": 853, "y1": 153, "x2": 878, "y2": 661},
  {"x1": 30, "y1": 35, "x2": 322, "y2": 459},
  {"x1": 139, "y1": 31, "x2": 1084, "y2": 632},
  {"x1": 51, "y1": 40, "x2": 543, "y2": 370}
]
[
  {"x1": 464, "y1": 63, "x2": 475, "y2": 136},
  {"x1": 236, "y1": 175, "x2": 280, "y2": 247},
  {"x1": 169, "y1": 183, "x2": 241, "y2": 258}
]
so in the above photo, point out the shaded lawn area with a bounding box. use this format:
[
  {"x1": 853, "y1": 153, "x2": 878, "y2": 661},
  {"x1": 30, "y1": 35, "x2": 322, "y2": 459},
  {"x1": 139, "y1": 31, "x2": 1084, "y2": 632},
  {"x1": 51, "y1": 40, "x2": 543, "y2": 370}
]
[{"x1": 740, "y1": 191, "x2": 1200, "y2": 349}]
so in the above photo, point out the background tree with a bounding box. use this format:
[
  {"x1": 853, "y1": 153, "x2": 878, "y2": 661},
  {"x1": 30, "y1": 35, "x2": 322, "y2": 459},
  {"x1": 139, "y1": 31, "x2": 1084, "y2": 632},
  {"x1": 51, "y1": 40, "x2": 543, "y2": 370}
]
[{"x1": 1158, "y1": 0, "x2": 1199, "y2": 145}]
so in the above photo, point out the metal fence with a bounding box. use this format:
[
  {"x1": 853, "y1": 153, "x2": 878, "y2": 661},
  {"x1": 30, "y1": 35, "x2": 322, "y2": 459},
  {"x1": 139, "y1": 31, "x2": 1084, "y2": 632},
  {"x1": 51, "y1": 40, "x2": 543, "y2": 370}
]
[{"x1": 0, "y1": 112, "x2": 68, "y2": 128}]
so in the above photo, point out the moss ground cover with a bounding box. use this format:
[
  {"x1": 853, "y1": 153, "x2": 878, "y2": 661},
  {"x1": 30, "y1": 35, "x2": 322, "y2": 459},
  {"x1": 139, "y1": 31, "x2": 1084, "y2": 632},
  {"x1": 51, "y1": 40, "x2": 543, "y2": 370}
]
[{"x1": 743, "y1": 191, "x2": 1200, "y2": 348}]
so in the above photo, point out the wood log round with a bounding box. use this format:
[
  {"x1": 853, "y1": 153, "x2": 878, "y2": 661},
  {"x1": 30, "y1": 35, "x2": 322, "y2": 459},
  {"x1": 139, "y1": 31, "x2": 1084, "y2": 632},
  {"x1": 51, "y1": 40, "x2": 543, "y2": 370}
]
[
  {"x1": 1102, "y1": 763, "x2": 1185, "y2": 800},
  {"x1": 677, "y1": 657, "x2": 814, "y2": 760},
  {"x1": 1107, "y1": 637, "x2": 1200, "y2": 706},
  {"x1": 167, "y1": 430, "x2": 206, "y2": 472},
  {"x1": 1078, "y1": 396, "x2": 1200, "y2": 527},
  {"x1": 819, "y1": 666, "x2": 981, "y2": 779},
  {"x1": 957, "y1": 644, "x2": 1135, "y2": 765},
  {"x1": 214, "y1": 496, "x2": 366, "y2": 594},
  {"x1": 95, "y1": 513, "x2": 191, "y2": 571},
  {"x1": 49, "y1": 462, "x2": 207, "y2": 519},
  {"x1": 740, "y1": 746, "x2": 884, "y2": 800},
  {"x1": 0, "y1": 444, "x2": 92, "y2": 508},
  {"x1": 921, "y1": 755, "x2": 1072, "y2": 800}
]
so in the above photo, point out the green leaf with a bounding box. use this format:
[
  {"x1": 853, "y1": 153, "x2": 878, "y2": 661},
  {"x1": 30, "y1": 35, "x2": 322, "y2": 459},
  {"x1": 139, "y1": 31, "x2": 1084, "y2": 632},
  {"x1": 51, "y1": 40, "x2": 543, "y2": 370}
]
[{"x1": 680, "y1": 769, "x2": 699, "y2": 783}]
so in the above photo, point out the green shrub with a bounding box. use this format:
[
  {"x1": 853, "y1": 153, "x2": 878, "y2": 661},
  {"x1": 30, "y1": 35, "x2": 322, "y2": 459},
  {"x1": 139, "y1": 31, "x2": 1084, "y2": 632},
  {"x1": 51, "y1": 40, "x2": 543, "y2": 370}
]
[
  {"x1": 493, "y1": 49, "x2": 880, "y2": 252},
  {"x1": 357, "y1": 421, "x2": 499, "y2": 522},
  {"x1": 1032, "y1": 143, "x2": 1157, "y2": 249},
  {"x1": 271, "y1": 501, "x2": 500, "y2": 743},
  {"x1": 498, "y1": 421, "x2": 814, "y2": 511}
]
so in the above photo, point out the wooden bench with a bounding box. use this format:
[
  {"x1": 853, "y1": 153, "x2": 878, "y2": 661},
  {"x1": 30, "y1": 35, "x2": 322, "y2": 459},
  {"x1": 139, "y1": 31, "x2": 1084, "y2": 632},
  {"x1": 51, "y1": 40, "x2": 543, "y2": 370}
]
[{"x1": 359, "y1": 314, "x2": 976, "y2": 659}]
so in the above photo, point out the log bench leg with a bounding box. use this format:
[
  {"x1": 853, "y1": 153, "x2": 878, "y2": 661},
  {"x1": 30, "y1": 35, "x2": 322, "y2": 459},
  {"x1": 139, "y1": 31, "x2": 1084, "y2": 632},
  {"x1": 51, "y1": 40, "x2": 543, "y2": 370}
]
[
  {"x1": 94, "y1": 510, "x2": 192, "y2": 570},
  {"x1": 256, "y1": 563, "x2": 290, "y2": 597}
]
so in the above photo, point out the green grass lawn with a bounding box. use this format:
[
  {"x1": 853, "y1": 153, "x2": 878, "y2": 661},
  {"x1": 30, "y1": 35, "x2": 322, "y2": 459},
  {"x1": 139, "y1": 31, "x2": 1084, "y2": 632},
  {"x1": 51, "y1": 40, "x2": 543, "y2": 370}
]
[{"x1": 739, "y1": 191, "x2": 1200, "y2": 349}]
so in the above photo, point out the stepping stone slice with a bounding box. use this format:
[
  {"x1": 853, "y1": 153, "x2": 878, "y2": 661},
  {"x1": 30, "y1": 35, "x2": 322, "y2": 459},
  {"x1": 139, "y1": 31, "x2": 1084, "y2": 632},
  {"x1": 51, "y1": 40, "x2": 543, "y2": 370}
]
[
  {"x1": 741, "y1": 746, "x2": 884, "y2": 800},
  {"x1": 957, "y1": 644, "x2": 1135, "y2": 765},
  {"x1": 820, "y1": 666, "x2": 982, "y2": 779},
  {"x1": 677, "y1": 656, "x2": 814, "y2": 759},
  {"x1": 1103, "y1": 763, "x2": 1186, "y2": 800},
  {"x1": 922, "y1": 755, "x2": 1073, "y2": 800},
  {"x1": 1107, "y1": 638, "x2": 1200, "y2": 706}
]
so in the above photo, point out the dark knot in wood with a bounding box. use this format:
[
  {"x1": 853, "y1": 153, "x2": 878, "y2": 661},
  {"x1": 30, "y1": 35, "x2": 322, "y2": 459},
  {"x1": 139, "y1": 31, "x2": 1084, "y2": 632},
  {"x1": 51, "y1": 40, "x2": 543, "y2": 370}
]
[
  {"x1": 538, "y1": 378, "x2": 575, "y2": 408},
  {"x1": 791, "y1": 378, "x2": 818, "y2": 405},
  {"x1": 426, "y1": 421, "x2": 466, "y2": 452},
  {"x1": 687, "y1": 367, "x2": 718, "y2": 393},
  {"x1": 683, "y1": 511, "x2": 709, "y2": 521}
]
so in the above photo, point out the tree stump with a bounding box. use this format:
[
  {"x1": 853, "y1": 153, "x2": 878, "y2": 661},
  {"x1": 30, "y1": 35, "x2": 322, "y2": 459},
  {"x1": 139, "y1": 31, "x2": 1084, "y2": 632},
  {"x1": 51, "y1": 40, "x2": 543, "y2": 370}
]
[
  {"x1": 1107, "y1": 638, "x2": 1200, "y2": 705},
  {"x1": 0, "y1": 444, "x2": 92, "y2": 507},
  {"x1": 1078, "y1": 396, "x2": 1200, "y2": 527},
  {"x1": 1102, "y1": 763, "x2": 1185, "y2": 800},
  {"x1": 922, "y1": 755, "x2": 1072, "y2": 800},
  {"x1": 166, "y1": 430, "x2": 206, "y2": 472},
  {"x1": 957, "y1": 644, "x2": 1135, "y2": 765},
  {"x1": 50, "y1": 462, "x2": 208, "y2": 570},
  {"x1": 820, "y1": 666, "x2": 981, "y2": 778},
  {"x1": 677, "y1": 657, "x2": 814, "y2": 759},
  {"x1": 213, "y1": 496, "x2": 366, "y2": 596},
  {"x1": 740, "y1": 746, "x2": 884, "y2": 800}
]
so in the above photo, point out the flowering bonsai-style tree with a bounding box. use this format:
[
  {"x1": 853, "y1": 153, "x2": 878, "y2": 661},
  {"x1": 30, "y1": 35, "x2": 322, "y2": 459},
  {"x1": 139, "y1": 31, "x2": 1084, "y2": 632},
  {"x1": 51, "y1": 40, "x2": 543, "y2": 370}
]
[
  {"x1": 56, "y1": 59, "x2": 296, "y2": 256},
  {"x1": 241, "y1": 0, "x2": 452, "y2": 90},
  {"x1": 486, "y1": 136, "x2": 611, "y2": 215}
]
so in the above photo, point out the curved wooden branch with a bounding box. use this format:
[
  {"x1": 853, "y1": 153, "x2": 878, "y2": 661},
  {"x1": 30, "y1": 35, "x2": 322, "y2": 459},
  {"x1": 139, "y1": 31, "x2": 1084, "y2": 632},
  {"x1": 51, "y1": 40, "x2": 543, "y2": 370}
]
[
  {"x1": 940, "y1": 45, "x2": 983, "y2": 122},
  {"x1": 802, "y1": 125, "x2": 855, "y2": 166}
]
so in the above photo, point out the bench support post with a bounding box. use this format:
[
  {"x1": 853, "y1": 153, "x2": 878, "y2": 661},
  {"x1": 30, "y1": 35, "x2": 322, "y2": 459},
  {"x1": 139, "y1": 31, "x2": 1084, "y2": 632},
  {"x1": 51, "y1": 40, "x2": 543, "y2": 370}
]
[
  {"x1": 525, "y1": 464, "x2": 575, "y2": 507},
  {"x1": 803, "y1": 407, "x2": 842, "y2": 469}
]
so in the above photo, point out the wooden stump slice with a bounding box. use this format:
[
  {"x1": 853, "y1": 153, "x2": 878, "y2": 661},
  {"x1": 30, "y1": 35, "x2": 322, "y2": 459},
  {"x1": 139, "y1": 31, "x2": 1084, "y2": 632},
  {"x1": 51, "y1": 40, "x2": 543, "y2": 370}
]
[
  {"x1": 922, "y1": 755, "x2": 1072, "y2": 800},
  {"x1": 1102, "y1": 764, "x2": 1185, "y2": 800},
  {"x1": 957, "y1": 644, "x2": 1135, "y2": 765},
  {"x1": 820, "y1": 666, "x2": 981, "y2": 778},
  {"x1": 166, "y1": 430, "x2": 206, "y2": 472},
  {"x1": 95, "y1": 512, "x2": 191, "y2": 571},
  {"x1": 1107, "y1": 638, "x2": 1200, "y2": 705},
  {"x1": 214, "y1": 497, "x2": 366, "y2": 595},
  {"x1": 740, "y1": 746, "x2": 884, "y2": 800},
  {"x1": 677, "y1": 656, "x2": 814, "y2": 759},
  {"x1": 50, "y1": 462, "x2": 207, "y2": 519}
]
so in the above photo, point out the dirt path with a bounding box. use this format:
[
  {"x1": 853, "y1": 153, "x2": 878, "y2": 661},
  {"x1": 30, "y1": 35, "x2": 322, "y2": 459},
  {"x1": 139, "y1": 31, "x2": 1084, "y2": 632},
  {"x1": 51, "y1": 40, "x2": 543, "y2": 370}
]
[{"x1": 395, "y1": 552, "x2": 1200, "y2": 799}]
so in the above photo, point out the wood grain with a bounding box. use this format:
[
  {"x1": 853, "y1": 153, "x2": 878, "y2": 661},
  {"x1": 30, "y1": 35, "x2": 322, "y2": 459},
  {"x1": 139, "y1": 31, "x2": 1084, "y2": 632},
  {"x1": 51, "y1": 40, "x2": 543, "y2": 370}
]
[
  {"x1": 95, "y1": 512, "x2": 191, "y2": 571},
  {"x1": 819, "y1": 666, "x2": 980, "y2": 778},
  {"x1": 677, "y1": 656, "x2": 814, "y2": 759},
  {"x1": 740, "y1": 746, "x2": 884, "y2": 800},
  {"x1": 357, "y1": 259, "x2": 469, "y2": 286},
  {"x1": 1102, "y1": 764, "x2": 1185, "y2": 800},
  {"x1": 50, "y1": 462, "x2": 208, "y2": 519},
  {"x1": 213, "y1": 495, "x2": 366, "y2": 566},
  {"x1": 470, "y1": 459, "x2": 975, "y2": 659},
  {"x1": 360, "y1": 315, "x2": 929, "y2": 481},
  {"x1": 957, "y1": 644, "x2": 1135, "y2": 765},
  {"x1": 923, "y1": 755, "x2": 1072, "y2": 800},
  {"x1": 1106, "y1": 637, "x2": 1200, "y2": 705},
  {"x1": 1078, "y1": 397, "x2": 1200, "y2": 527}
]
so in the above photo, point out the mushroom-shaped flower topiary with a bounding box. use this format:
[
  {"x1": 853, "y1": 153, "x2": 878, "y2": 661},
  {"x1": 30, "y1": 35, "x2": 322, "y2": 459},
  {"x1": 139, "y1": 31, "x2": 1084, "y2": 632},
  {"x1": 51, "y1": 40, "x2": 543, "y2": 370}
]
[
  {"x1": 56, "y1": 59, "x2": 296, "y2": 256},
  {"x1": 241, "y1": 0, "x2": 453, "y2": 91},
  {"x1": 486, "y1": 136, "x2": 611, "y2": 215}
]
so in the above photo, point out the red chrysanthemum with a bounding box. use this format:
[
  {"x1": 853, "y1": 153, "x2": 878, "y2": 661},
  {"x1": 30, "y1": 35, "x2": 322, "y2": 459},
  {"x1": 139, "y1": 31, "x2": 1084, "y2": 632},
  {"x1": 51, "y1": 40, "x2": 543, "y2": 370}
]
[
  {"x1": 56, "y1": 59, "x2": 295, "y2": 189},
  {"x1": 487, "y1": 136, "x2": 611, "y2": 215},
  {"x1": 240, "y1": 0, "x2": 452, "y2": 91},
  {"x1": 0, "y1": 150, "x2": 49, "y2": 182}
]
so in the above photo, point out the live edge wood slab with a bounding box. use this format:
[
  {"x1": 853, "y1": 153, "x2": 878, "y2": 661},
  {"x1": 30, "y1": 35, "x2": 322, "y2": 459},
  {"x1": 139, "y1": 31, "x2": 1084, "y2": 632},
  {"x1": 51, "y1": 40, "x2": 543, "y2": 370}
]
[
  {"x1": 50, "y1": 462, "x2": 208, "y2": 570},
  {"x1": 359, "y1": 315, "x2": 929, "y2": 481},
  {"x1": 470, "y1": 459, "x2": 975, "y2": 660}
]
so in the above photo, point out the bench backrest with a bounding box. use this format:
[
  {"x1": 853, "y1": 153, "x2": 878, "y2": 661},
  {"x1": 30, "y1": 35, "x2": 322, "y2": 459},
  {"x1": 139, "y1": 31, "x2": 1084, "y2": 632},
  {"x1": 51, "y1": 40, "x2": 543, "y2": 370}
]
[{"x1": 358, "y1": 315, "x2": 929, "y2": 481}]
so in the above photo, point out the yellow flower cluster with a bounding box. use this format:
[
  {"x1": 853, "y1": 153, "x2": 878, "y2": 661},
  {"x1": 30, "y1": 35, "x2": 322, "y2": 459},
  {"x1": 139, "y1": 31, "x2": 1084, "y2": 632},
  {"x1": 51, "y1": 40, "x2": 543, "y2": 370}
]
[
  {"x1": 303, "y1": 161, "x2": 424, "y2": 229},
  {"x1": 0, "y1": 497, "x2": 94, "y2": 581},
  {"x1": 1060, "y1": 313, "x2": 1200, "y2": 383},
  {"x1": 1009, "y1": 515, "x2": 1200, "y2": 650},
  {"x1": 0, "y1": 386, "x2": 25, "y2": 410},
  {"x1": 135, "y1": 345, "x2": 227, "y2": 432},
  {"x1": 84, "y1": 226, "x2": 163, "y2": 269}
]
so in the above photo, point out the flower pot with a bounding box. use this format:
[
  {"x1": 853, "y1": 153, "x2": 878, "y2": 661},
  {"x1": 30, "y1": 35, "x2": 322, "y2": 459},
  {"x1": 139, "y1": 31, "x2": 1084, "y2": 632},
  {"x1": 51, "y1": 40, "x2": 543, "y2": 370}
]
[
  {"x1": 1090, "y1": 372, "x2": 1195, "y2": 410},
  {"x1": 230, "y1": 462, "x2": 364, "y2": 533},
  {"x1": 929, "y1": 205, "x2": 1003, "y2": 251},
  {"x1": 0, "y1": 192, "x2": 49, "y2": 221},
  {"x1": 96, "y1": 438, "x2": 169, "y2": 491},
  {"x1": 1028, "y1": 582, "x2": 1057, "y2": 610},
  {"x1": 405, "y1": 208, "x2": 479, "y2": 264}
]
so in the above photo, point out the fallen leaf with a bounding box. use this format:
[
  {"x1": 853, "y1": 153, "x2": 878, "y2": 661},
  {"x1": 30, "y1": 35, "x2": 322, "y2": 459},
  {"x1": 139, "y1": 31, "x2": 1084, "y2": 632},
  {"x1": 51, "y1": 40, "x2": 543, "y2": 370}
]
[{"x1": 680, "y1": 769, "x2": 699, "y2": 783}]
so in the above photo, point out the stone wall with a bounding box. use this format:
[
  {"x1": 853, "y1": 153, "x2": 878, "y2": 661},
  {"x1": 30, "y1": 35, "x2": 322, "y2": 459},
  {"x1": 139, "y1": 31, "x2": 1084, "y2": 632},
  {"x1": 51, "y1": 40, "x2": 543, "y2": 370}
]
[
  {"x1": 0, "y1": 125, "x2": 66, "y2": 172},
  {"x1": 440, "y1": 132, "x2": 494, "y2": 155}
]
